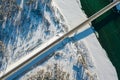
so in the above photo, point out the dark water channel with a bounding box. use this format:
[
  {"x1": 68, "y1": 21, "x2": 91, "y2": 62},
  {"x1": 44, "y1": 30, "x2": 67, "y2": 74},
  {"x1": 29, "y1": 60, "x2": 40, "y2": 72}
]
[{"x1": 80, "y1": 0, "x2": 120, "y2": 79}]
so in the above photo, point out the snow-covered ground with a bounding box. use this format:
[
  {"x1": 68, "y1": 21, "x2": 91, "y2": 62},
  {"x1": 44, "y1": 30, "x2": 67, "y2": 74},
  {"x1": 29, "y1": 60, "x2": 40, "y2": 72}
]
[
  {"x1": 20, "y1": 41, "x2": 98, "y2": 80},
  {"x1": 54, "y1": 0, "x2": 118, "y2": 80},
  {"x1": 0, "y1": 0, "x2": 68, "y2": 78},
  {"x1": 0, "y1": 0, "x2": 118, "y2": 80},
  {"x1": 0, "y1": 0, "x2": 67, "y2": 73},
  {"x1": 19, "y1": 0, "x2": 118, "y2": 80}
]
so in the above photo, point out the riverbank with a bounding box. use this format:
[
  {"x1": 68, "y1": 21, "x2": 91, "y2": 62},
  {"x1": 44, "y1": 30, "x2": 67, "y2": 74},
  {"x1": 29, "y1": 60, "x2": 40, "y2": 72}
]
[
  {"x1": 80, "y1": 0, "x2": 120, "y2": 79},
  {"x1": 0, "y1": 0, "x2": 118, "y2": 80}
]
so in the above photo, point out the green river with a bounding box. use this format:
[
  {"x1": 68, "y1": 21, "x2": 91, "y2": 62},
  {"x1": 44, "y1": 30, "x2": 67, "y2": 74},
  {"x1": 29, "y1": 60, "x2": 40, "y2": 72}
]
[{"x1": 80, "y1": 0, "x2": 120, "y2": 79}]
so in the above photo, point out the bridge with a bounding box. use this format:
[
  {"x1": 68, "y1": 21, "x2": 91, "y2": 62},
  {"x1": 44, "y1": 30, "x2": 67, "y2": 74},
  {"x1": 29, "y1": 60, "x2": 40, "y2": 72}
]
[{"x1": 1, "y1": 0, "x2": 120, "y2": 79}]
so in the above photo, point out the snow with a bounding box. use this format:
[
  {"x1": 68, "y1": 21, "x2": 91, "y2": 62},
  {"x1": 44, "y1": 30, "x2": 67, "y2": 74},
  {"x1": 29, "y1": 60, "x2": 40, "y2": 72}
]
[
  {"x1": 0, "y1": 0, "x2": 67, "y2": 78},
  {"x1": 20, "y1": 41, "x2": 98, "y2": 80},
  {"x1": 114, "y1": 0, "x2": 120, "y2": 11},
  {"x1": 116, "y1": 3, "x2": 120, "y2": 10},
  {"x1": 83, "y1": 34, "x2": 118, "y2": 80},
  {"x1": 0, "y1": 0, "x2": 118, "y2": 80},
  {"x1": 54, "y1": 0, "x2": 118, "y2": 80},
  {"x1": 14, "y1": 0, "x2": 23, "y2": 25},
  {"x1": 0, "y1": 34, "x2": 64, "y2": 78},
  {"x1": 53, "y1": 0, "x2": 88, "y2": 31},
  {"x1": 19, "y1": 0, "x2": 118, "y2": 80}
]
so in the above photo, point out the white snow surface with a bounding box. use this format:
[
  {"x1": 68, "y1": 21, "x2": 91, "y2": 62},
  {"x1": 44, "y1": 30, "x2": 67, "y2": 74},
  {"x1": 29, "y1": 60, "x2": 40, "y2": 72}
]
[
  {"x1": 53, "y1": 0, "x2": 118, "y2": 80},
  {"x1": 20, "y1": 0, "x2": 118, "y2": 80},
  {"x1": 1, "y1": 0, "x2": 118, "y2": 80}
]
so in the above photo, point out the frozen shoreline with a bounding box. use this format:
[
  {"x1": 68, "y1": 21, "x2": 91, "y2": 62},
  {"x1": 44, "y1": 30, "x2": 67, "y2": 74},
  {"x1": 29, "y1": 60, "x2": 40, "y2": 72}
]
[
  {"x1": 54, "y1": 0, "x2": 118, "y2": 80},
  {"x1": 0, "y1": 0, "x2": 118, "y2": 80}
]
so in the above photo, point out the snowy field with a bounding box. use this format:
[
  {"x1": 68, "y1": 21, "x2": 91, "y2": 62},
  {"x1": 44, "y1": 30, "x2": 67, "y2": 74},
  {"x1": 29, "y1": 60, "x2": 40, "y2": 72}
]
[
  {"x1": 0, "y1": 0, "x2": 118, "y2": 80},
  {"x1": 0, "y1": 0, "x2": 67, "y2": 73}
]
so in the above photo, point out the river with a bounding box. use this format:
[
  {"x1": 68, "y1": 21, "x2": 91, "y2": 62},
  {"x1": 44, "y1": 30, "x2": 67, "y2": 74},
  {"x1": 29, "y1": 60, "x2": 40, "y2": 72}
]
[{"x1": 80, "y1": 0, "x2": 120, "y2": 79}]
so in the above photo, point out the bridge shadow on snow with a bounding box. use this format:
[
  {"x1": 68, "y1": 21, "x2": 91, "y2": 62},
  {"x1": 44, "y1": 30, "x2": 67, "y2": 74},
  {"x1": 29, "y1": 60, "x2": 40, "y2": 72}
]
[{"x1": 6, "y1": 27, "x2": 93, "y2": 80}]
